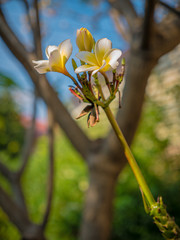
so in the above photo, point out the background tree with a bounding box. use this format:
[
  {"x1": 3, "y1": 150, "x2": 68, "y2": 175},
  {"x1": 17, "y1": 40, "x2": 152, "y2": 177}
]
[{"x1": 0, "y1": 0, "x2": 180, "y2": 240}]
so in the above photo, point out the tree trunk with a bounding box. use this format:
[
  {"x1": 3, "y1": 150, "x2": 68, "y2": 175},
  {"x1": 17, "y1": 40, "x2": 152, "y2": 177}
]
[
  {"x1": 80, "y1": 170, "x2": 118, "y2": 240},
  {"x1": 80, "y1": 48, "x2": 159, "y2": 240},
  {"x1": 80, "y1": 149, "x2": 120, "y2": 240},
  {"x1": 21, "y1": 225, "x2": 47, "y2": 240}
]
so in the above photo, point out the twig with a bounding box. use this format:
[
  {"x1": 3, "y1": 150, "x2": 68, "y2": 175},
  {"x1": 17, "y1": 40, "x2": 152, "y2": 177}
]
[
  {"x1": 0, "y1": 8, "x2": 34, "y2": 66},
  {"x1": 21, "y1": 0, "x2": 38, "y2": 55},
  {"x1": 158, "y1": 0, "x2": 180, "y2": 17},
  {"x1": 41, "y1": 109, "x2": 55, "y2": 229},
  {"x1": 18, "y1": 93, "x2": 37, "y2": 176},
  {"x1": 11, "y1": 178, "x2": 28, "y2": 213},
  {"x1": 33, "y1": 0, "x2": 43, "y2": 58},
  {"x1": 154, "y1": 9, "x2": 180, "y2": 58},
  {"x1": 108, "y1": 0, "x2": 138, "y2": 31},
  {"x1": 109, "y1": 8, "x2": 130, "y2": 42},
  {"x1": 0, "y1": 158, "x2": 28, "y2": 211},
  {"x1": 21, "y1": 0, "x2": 34, "y2": 35},
  {"x1": 0, "y1": 7, "x2": 30, "y2": 55}
]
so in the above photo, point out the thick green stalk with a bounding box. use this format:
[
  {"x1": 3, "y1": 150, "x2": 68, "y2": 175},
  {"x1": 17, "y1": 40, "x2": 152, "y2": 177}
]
[{"x1": 104, "y1": 106, "x2": 155, "y2": 206}]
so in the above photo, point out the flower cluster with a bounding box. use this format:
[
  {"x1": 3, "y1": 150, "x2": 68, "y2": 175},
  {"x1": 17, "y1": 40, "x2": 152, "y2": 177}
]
[{"x1": 33, "y1": 27, "x2": 125, "y2": 127}]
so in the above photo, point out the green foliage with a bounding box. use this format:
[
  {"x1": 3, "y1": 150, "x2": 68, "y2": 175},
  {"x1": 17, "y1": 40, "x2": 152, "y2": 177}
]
[
  {"x1": 0, "y1": 91, "x2": 25, "y2": 158},
  {"x1": 0, "y1": 210, "x2": 20, "y2": 240},
  {"x1": 0, "y1": 73, "x2": 20, "y2": 89},
  {"x1": 22, "y1": 134, "x2": 87, "y2": 240},
  {"x1": 0, "y1": 73, "x2": 25, "y2": 158},
  {"x1": 0, "y1": 97, "x2": 179, "y2": 240}
]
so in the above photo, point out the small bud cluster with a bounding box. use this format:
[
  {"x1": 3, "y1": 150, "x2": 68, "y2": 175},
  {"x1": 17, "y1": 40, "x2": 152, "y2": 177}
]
[
  {"x1": 150, "y1": 197, "x2": 180, "y2": 240},
  {"x1": 69, "y1": 58, "x2": 125, "y2": 127}
]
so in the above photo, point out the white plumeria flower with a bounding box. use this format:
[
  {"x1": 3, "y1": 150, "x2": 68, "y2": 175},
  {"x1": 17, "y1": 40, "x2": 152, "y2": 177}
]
[
  {"x1": 33, "y1": 39, "x2": 72, "y2": 75},
  {"x1": 75, "y1": 38, "x2": 122, "y2": 75}
]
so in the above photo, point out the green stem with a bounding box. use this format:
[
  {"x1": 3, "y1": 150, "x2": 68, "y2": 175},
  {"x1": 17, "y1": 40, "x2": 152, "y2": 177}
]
[
  {"x1": 104, "y1": 106, "x2": 155, "y2": 206},
  {"x1": 101, "y1": 72, "x2": 111, "y2": 93},
  {"x1": 66, "y1": 72, "x2": 82, "y2": 91}
]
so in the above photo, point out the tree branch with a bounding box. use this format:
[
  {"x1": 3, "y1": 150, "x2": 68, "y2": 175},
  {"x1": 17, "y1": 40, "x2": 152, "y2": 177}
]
[
  {"x1": 141, "y1": 0, "x2": 156, "y2": 50},
  {"x1": 0, "y1": 8, "x2": 92, "y2": 159},
  {"x1": 0, "y1": 95, "x2": 37, "y2": 213},
  {"x1": 0, "y1": 5, "x2": 31, "y2": 53},
  {"x1": 0, "y1": 8, "x2": 34, "y2": 64},
  {"x1": 0, "y1": 186, "x2": 47, "y2": 239},
  {"x1": 109, "y1": 8, "x2": 130, "y2": 42},
  {"x1": 41, "y1": 110, "x2": 54, "y2": 229},
  {"x1": 18, "y1": 94, "x2": 37, "y2": 176},
  {"x1": 33, "y1": 0, "x2": 43, "y2": 58},
  {"x1": 154, "y1": 10, "x2": 180, "y2": 58},
  {"x1": 108, "y1": 0, "x2": 138, "y2": 31},
  {"x1": 0, "y1": 159, "x2": 28, "y2": 213},
  {"x1": 0, "y1": 159, "x2": 13, "y2": 180},
  {"x1": 158, "y1": 0, "x2": 180, "y2": 17},
  {"x1": 0, "y1": 185, "x2": 30, "y2": 233},
  {"x1": 21, "y1": 0, "x2": 36, "y2": 51},
  {"x1": 11, "y1": 178, "x2": 28, "y2": 214}
]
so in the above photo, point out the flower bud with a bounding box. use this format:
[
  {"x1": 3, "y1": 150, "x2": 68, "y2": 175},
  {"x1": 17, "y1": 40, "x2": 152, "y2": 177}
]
[
  {"x1": 76, "y1": 28, "x2": 94, "y2": 52},
  {"x1": 72, "y1": 58, "x2": 78, "y2": 71}
]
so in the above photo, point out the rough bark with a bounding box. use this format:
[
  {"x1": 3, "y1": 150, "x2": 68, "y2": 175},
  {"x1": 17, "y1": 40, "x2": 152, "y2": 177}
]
[{"x1": 80, "y1": 168, "x2": 118, "y2": 240}]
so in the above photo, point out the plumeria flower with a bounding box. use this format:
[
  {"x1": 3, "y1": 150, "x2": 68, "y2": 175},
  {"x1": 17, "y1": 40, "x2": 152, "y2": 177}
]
[
  {"x1": 76, "y1": 27, "x2": 94, "y2": 52},
  {"x1": 75, "y1": 38, "x2": 122, "y2": 75},
  {"x1": 33, "y1": 39, "x2": 72, "y2": 75},
  {"x1": 101, "y1": 50, "x2": 128, "y2": 82}
]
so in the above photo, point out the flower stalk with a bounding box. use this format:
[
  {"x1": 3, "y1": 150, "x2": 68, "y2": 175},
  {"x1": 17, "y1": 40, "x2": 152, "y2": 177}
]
[{"x1": 103, "y1": 106, "x2": 155, "y2": 206}]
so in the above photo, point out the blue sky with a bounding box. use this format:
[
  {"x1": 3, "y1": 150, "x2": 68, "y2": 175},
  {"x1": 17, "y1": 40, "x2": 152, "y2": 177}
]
[{"x1": 0, "y1": 0, "x2": 130, "y2": 119}]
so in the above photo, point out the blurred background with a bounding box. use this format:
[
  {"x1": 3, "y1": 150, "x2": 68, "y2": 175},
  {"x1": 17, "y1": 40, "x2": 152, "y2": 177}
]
[{"x1": 0, "y1": 0, "x2": 180, "y2": 239}]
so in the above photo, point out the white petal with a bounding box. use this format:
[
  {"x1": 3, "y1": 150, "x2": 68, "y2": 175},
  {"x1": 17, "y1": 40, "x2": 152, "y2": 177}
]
[
  {"x1": 75, "y1": 64, "x2": 98, "y2": 74},
  {"x1": 58, "y1": 39, "x2": 72, "y2": 61},
  {"x1": 45, "y1": 45, "x2": 58, "y2": 59},
  {"x1": 92, "y1": 59, "x2": 107, "y2": 75},
  {"x1": 95, "y1": 38, "x2": 112, "y2": 64},
  {"x1": 32, "y1": 60, "x2": 49, "y2": 67},
  {"x1": 76, "y1": 51, "x2": 98, "y2": 65},
  {"x1": 92, "y1": 69, "x2": 100, "y2": 76},
  {"x1": 104, "y1": 49, "x2": 122, "y2": 69},
  {"x1": 32, "y1": 60, "x2": 50, "y2": 74},
  {"x1": 49, "y1": 49, "x2": 61, "y2": 67}
]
